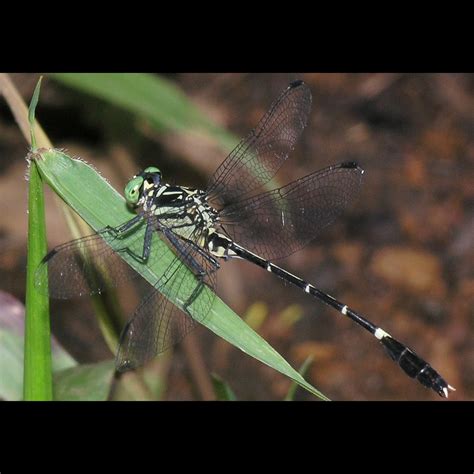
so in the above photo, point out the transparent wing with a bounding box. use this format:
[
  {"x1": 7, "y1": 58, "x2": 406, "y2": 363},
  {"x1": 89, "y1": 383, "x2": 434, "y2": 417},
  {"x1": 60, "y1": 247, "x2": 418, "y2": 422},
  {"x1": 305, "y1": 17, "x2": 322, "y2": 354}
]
[
  {"x1": 219, "y1": 162, "x2": 364, "y2": 260},
  {"x1": 34, "y1": 224, "x2": 148, "y2": 299},
  {"x1": 207, "y1": 80, "x2": 312, "y2": 207},
  {"x1": 115, "y1": 228, "x2": 217, "y2": 371}
]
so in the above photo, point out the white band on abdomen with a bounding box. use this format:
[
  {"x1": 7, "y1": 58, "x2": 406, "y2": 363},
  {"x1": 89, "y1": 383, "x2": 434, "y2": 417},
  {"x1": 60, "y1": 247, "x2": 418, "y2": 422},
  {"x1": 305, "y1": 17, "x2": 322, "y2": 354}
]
[{"x1": 374, "y1": 328, "x2": 390, "y2": 340}]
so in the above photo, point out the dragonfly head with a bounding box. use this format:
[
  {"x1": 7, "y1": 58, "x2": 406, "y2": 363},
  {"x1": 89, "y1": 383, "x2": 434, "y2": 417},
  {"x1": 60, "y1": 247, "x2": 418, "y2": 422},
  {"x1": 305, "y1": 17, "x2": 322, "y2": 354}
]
[{"x1": 124, "y1": 167, "x2": 162, "y2": 207}]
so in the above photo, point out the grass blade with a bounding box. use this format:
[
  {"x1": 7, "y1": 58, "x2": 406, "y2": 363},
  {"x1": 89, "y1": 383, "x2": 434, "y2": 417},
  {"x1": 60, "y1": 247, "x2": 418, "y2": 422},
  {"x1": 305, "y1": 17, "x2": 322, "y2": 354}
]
[
  {"x1": 284, "y1": 356, "x2": 315, "y2": 401},
  {"x1": 23, "y1": 78, "x2": 53, "y2": 400},
  {"x1": 50, "y1": 73, "x2": 238, "y2": 152},
  {"x1": 53, "y1": 360, "x2": 115, "y2": 401},
  {"x1": 211, "y1": 373, "x2": 238, "y2": 401}
]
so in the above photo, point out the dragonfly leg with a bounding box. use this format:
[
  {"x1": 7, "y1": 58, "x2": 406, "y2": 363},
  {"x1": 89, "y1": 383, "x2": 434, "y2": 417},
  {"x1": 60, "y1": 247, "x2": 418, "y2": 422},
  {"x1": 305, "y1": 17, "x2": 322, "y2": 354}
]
[
  {"x1": 101, "y1": 214, "x2": 144, "y2": 240},
  {"x1": 183, "y1": 280, "x2": 206, "y2": 317},
  {"x1": 161, "y1": 226, "x2": 220, "y2": 273},
  {"x1": 114, "y1": 220, "x2": 154, "y2": 264},
  {"x1": 140, "y1": 220, "x2": 153, "y2": 261}
]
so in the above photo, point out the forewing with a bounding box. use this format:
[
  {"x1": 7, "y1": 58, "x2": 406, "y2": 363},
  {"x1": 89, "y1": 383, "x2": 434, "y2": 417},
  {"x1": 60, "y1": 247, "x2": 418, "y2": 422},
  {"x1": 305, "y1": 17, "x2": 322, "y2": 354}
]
[
  {"x1": 207, "y1": 81, "x2": 312, "y2": 207},
  {"x1": 219, "y1": 162, "x2": 364, "y2": 260}
]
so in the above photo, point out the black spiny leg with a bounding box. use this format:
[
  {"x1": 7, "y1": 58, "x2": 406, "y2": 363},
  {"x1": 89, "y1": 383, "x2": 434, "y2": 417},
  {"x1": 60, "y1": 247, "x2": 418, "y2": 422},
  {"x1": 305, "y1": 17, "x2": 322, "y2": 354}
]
[
  {"x1": 102, "y1": 214, "x2": 144, "y2": 239},
  {"x1": 108, "y1": 218, "x2": 154, "y2": 265},
  {"x1": 162, "y1": 227, "x2": 220, "y2": 274}
]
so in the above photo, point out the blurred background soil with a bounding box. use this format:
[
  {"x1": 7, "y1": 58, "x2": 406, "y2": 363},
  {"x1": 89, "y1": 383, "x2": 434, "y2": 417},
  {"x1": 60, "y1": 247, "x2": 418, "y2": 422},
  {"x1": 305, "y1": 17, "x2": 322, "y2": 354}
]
[{"x1": 0, "y1": 73, "x2": 472, "y2": 400}]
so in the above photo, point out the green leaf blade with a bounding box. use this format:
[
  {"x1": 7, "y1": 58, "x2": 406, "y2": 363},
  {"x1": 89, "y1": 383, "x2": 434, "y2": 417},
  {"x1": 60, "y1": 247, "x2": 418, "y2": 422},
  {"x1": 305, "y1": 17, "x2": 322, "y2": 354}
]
[
  {"x1": 53, "y1": 360, "x2": 115, "y2": 401},
  {"x1": 284, "y1": 356, "x2": 315, "y2": 401},
  {"x1": 211, "y1": 373, "x2": 237, "y2": 401},
  {"x1": 50, "y1": 73, "x2": 239, "y2": 153},
  {"x1": 28, "y1": 76, "x2": 42, "y2": 150}
]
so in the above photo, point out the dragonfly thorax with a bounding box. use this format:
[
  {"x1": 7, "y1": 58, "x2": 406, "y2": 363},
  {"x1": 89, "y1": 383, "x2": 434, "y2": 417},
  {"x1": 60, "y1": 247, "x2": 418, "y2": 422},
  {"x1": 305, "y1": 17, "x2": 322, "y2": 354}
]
[{"x1": 143, "y1": 184, "x2": 219, "y2": 241}]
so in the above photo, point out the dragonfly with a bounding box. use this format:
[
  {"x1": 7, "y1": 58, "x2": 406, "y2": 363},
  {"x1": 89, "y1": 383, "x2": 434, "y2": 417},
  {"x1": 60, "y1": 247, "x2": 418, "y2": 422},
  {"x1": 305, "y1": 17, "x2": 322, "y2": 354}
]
[{"x1": 35, "y1": 80, "x2": 454, "y2": 398}]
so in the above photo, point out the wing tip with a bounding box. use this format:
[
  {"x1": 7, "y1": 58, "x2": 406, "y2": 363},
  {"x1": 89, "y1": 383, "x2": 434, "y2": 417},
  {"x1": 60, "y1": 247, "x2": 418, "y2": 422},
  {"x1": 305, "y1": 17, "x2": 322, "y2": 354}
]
[
  {"x1": 289, "y1": 79, "x2": 305, "y2": 89},
  {"x1": 340, "y1": 161, "x2": 365, "y2": 174}
]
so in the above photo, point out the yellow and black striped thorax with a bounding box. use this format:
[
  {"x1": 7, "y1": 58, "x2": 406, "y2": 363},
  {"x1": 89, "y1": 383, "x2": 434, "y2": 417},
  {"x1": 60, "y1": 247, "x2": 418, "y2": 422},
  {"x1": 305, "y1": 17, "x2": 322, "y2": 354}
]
[{"x1": 143, "y1": 183, "x2": 219, "y2": 241}]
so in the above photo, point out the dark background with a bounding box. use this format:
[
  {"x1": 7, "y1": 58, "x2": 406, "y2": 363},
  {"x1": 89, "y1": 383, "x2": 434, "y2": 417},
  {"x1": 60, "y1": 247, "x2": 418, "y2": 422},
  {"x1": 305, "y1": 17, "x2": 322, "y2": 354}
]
[{"x1": 0, "y1": 73, "x2": 472, "y2": 400}]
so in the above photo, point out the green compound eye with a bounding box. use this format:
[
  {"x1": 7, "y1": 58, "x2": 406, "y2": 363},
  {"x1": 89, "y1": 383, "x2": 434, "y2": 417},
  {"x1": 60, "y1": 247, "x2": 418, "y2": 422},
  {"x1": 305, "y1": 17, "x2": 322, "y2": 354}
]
[
  {"x1": 144, "y1": 166, "x2": 161, "y2": 175},
  {"x1": 124, "y1": 176, "x2": 144, "y2": 204}
]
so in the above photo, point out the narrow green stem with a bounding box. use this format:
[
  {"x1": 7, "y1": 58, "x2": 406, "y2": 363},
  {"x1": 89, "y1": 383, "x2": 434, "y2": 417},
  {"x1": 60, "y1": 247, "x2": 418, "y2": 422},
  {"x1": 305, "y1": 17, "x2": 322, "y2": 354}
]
[
  {"x1": 24, "y1": 160, "x2": 53, "y2": 400},
  {"x1": 284, "y1": 356, "x2": 315, "y2": 401},
  {"x1": 23, "y1": 77, "x2": 53, "y2": 401}
]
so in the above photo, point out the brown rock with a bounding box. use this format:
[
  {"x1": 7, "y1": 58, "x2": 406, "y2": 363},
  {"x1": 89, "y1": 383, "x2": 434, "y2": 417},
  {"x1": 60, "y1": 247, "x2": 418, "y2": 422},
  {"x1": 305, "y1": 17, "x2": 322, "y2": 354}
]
[
  {"x1": 332, "y1": 242, "x2": 364, "y2": 269},
  {"x1": 369, "y1": 246, "x2": 446, "y2": 297}
]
